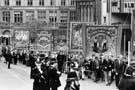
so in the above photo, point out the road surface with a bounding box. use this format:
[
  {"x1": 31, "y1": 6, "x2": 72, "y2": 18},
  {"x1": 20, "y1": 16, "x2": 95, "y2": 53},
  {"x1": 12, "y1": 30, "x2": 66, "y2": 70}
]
[{"x1": 0, "y1": 61, "x2": 118, "y2": 90}]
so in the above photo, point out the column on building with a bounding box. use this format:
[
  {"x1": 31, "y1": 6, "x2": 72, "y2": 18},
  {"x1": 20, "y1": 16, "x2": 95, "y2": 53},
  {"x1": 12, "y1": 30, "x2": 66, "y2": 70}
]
[
  {"x1": 10, "y1": 10, "x2": 12, "y2": 24},
  {"x1": 83, "y1": 5, "x2": 85, "y2": 21},
  {"x1": 84, "y1": 5, "x2": 86, "y2": 22},
  {"x1": 90, "y1": 7, "x2": 93, "y2": 22},
  {"x1": 88, "y1": 6, "x2": 90, "y2": 22},
  {"x1": 83, "y1": 5, "x2": 85, "y2": 22},
  {"x1": 23, "y1": 10, "x2": 26, "y2": 23},
  {"x1": 81, "y1": 5, "x2": 83, "y2": 21},
  {"x1": 86, "y1": 5, "x2": 89, "y2": 22}
]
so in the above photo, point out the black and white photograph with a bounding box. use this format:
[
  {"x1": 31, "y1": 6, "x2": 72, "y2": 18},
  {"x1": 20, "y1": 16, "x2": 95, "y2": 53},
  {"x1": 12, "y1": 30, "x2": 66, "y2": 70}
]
[{"x1": 0, "y1": 0, "x2": 135, "y2": 90}]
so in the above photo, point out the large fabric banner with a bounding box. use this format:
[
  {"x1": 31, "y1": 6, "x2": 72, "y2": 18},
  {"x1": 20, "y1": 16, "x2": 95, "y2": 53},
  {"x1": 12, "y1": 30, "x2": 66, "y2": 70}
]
[
  {"x1": 86, "y1": 26, "x2": 119, "y2": 58},
  {"x1": 14, "y1": 30, "x2": 29, "y2": 47},
  {"x1": 37, "y1": 30, "x2": 52, "y2": 51},
  {"x1": 131, "y1": 10, "x2": 135, "y2": 58},
  {"x1": 53, "y1": 30, "x2": 68, "y2": 51},
  {"x1": 70, "y1": 23, "x2": 83, "y2": 50}
]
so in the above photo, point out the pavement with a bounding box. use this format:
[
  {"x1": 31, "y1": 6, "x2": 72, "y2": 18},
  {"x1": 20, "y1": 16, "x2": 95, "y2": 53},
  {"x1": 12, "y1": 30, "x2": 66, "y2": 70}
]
[{"x1": 0, "y1": 60, "x2": 118, "y2": 90}]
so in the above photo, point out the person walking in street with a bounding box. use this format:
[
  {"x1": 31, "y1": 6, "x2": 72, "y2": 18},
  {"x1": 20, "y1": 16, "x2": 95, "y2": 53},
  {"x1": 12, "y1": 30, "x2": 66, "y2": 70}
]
[
  {"x1": 64, "y1": 62, "x2": 80, "y2": 90},
  {"x1": 29, "y1": 51, "x2": 37, "y2": 79},
  {"x1": 40, "y1": 59, "x2": 50, "y2": 90},
  {"x1": 49, "y1": 62, "x2": 61, "y2": 90},
  {"x1": 6, "y1": 50, "x2": 12, "y2": 69},
  {"x1": 118, "y1": 66, "x2": 135, "y2": 90},
  {"x1": 114, "y1": 56, "x2": 125, "y2": 88},
  {"x1": 31, "y1": 56, "x2": 43, "y2": 90},
  {"x1": 102, "y1": 56, "x2": 110, "y2": 85},
  {"x1": 93, "y1": 56, "x2": 100, "y2": 82},
  {"x1": 57, "y1": 52, "x2": 64, "y2": 73}
]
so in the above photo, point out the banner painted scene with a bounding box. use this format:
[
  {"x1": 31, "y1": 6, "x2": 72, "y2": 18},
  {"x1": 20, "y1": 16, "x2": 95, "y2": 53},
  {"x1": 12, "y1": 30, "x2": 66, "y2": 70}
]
[
  {"x1": 53, "y1": 30, "x2": 68, "y2": 52},
  {"x1": 86, "y1": 26, "x2": 118, "y2": 58},
  {"x1": 70, "y1": 23, "x2": 83, "y2": 50},
  {"x1": 36, "y1": 30, "x2": 52, "y2": 52},
  {"x1": 14, "y1": 30, "x2": 29, "y2": 48}
]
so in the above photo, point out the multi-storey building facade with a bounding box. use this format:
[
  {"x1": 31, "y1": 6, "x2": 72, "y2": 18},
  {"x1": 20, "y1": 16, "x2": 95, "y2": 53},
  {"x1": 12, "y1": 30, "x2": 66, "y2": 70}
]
[
  {"x1": 0, "y1": 0, "x2": 77, "y2": 52},
  {"x1": 76, "y1": 0, "x2": 95, "y2": 22},
  {"x1": 110, "y1": 0, "x2": 135, "y2": 55}
]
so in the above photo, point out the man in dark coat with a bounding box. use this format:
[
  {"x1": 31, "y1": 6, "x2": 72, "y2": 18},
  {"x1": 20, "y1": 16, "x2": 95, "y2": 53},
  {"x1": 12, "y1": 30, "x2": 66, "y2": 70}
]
[
  {"x1": 49, "y1": 63, "x2": 61, "y2": 90},
  {"x1": 114, "y1": 57, "x2": 125, "y2": 88},
  {"x1": 93, "y1": 57, "x2": 100, "y2": 82},
  {"x1": 12, "y1": 52, "x2": 17, "y2": 65},
  {"x1": 40, "y1": 60, "x2": 50, "y2": 90},
  {"x1": 118, "y1": 66, "x2": 135, "y2": 90},
  {"x1": 29, "y1": 52, "x2": 36, "y2": 79},
  {"x1": 57, "y1": 52, "x2": 64, "y2": 73},
  {"x1": 6, "y1": 50, "x2": 12, "y2": 69},
  {"x1": 102, "y1": 57, "x2": 110, "y2": 85}
]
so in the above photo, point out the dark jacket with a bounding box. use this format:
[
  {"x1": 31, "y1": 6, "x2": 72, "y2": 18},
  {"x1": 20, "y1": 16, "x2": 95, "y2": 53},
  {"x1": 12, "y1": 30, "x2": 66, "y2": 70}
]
[
  {"x1": 49, "y1": 67, "x2": 61, "y2": 88},
  {"x1": 114, "y1": 59, "x2": 125, "y2": 74},
  {"x1": 31, "y1": 66, "x2": 42, "y2": 90},
  {"x1": 118, "y1": 75, "x2": 135, "y2": 90},
  {"x1": 102, "y1": 59, "x2": 108, "y2": 71}
]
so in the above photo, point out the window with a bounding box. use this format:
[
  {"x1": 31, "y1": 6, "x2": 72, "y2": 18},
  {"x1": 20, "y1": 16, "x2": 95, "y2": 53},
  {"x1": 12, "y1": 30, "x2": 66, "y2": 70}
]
[
  {"x1": 3, "y1": 11, "x2": 10, "y2": 23},
  {"x1": 50, "y1": 0, "x2": 55, "y2": 6},
  {"x1": 39, "y1": 0, "x2": 44, "y2": 6},
  {"x1": 71, "y1": 0, "x2": 75, "y2": 6},
  {"x1": 61, "y1": 20, "x2": 67, "y2": 23},
  {"x1": 61, "y1": 10, "x2": 68, "y2": 13},
  {"x1": 38, "y1": 10, "x2": 46, "y2": 19},
  {"x1": 112, "y1": 2, "x2": 118, "y2": 6},
  {"x1": 28, "y1": 0, "x2": 33, "y2": 6},
  {"x1": 61, "y1": 0, "x2": 66, "y2": 6},
  {"x1": 131, "y1": 3, "x2": 134, "y2": 8},
  {"x1": 104, "y1": 16, "x2": 106, "y2": 23},
  {"x1": 70, "y1": 11, "x2": 76, "y2": 21},
  {"x1": 16, "y1": 0, "x2": 21, "y2": 6},
  {"x1": 125, "y1": 3, "x2": 127, "y2": 8},
  {"x1": 128, "y1": 3, "x2": 131, "y2": 8},
  {"x1": 5, "y1": 0, "x2": 9, "y2": 6},
  {"x1": 14, "y1": 11, "x2": 23, "y2": 23},
  {"x1": 49, "y1": 10, "x2": 57, "y2": 13},
  {"x1": 49, "y1": 16, "x2": 57, "y2": 22},
  {"x1": 26, "y1": 11, "x2": 34, "y2": 22}
]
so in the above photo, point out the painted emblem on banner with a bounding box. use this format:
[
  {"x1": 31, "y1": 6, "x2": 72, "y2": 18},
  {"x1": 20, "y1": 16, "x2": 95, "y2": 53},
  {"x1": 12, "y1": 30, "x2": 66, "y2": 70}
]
[
  {"x1": 15, "y1": 30, "x2": 29, "y2": 47},
  {"x1": 54, "y1": 35, "x2": 68, "y2": 51},
  {"x1": 86, "y1": 26, "x2": 117, "y2": 57},
  {"x1": 71, "y1": 23, "x2": 83, "y2": 50},
  {"x1": 53, "y1": 30, "x2": 68, "y2": 51},
  {"x1": 37, "y1": 31, "x2": 51, "y2": 51}
]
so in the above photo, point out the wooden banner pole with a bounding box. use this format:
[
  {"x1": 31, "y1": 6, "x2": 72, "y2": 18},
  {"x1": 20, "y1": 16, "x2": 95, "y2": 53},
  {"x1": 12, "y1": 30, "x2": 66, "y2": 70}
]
[{"x1": 128, "y1": 41, "x2": 131, "y2": 67}]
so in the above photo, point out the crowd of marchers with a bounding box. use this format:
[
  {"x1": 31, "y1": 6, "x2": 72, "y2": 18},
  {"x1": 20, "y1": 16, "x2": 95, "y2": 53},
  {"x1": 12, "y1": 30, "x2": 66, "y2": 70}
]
[
  {"x1": 1, "y1": 46, "x2": 135, "y2": 90},
  {"x1": 29, "y1": 51, "x2": 80, "y2": 90},
  {"x1": 83, "y1": 54, "x2": 135, "y2": 90},
  {"x1": 1, "y1": 47, "x2": 28, "y2": 69}
]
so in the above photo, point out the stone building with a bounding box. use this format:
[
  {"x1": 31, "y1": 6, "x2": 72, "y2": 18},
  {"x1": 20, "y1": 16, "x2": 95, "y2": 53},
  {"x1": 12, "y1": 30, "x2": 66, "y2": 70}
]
[{"x1": 0, "y1": 0, "x2": 77, "y2": 52}]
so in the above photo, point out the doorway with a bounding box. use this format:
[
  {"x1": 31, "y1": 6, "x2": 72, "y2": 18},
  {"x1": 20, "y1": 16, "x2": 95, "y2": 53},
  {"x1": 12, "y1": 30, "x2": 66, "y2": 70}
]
[{"x1": 121, "y1": 29, "x2": 131, "y2": 56}]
